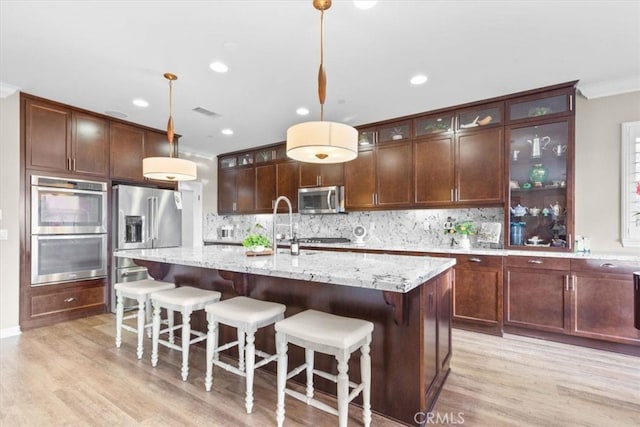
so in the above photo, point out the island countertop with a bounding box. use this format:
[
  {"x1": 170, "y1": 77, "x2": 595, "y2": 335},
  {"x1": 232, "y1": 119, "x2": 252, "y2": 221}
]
[{"x1": 115, "y1": 245, "x2": 455, "y2": 293}]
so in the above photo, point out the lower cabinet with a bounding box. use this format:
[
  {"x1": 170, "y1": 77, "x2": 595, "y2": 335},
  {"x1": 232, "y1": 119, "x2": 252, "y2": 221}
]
[
  {"x1": 452, "y1": 254, "x2": 503, "y2": 335},
  {"x1": 21, "y1": 278, "x2": 107, "y2": 330}
]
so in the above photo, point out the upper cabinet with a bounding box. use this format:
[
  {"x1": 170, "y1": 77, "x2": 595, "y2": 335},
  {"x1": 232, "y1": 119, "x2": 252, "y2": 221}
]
[
  {"x1": 505, "y1": 85, "x2": 576, "y2": 251},
  {"x1": 414, "y1": 105, "x2": 504, "y2": 207},
  {"x1": 299, "y1": 162, "x2": 344, "y2": 187},
  {"x1": 24, "y1": 98, "x2": 109, "y2": 177},
  {"x1": 109, "y1": 122, "x2": 145, "y2": 181}
]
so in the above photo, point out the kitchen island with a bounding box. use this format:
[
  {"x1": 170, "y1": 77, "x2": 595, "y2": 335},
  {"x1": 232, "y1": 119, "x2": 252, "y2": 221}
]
[{"x1": 115, "y1": 245, "x2": 455, "y2": 426}]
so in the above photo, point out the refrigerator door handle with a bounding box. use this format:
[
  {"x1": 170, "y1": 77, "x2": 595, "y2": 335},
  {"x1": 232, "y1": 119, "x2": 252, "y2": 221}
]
[
  {"x1": 118, "y1": 210, "x2": 125, "y2": 248},
  {"x1": 152, "y1": 197, "x2": 159, "y2": 242},
  {"x1": 147, "y1": 197, "x2": 156, "y2": 243}
]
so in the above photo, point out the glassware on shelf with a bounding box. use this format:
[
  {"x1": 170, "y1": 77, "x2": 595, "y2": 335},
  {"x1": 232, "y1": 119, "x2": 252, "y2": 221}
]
[
  {"x1": 510, "y1": 222, "x2": 525, "y2": 246},
  {"x1": 528, "y1": 163, "x2": 548, "y2": 187}
]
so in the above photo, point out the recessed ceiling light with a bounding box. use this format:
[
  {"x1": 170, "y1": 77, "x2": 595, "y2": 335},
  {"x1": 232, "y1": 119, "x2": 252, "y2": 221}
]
[
  {"x1": 221, "y1": 128, "x2": 234, "y2": 135},
  {"x1": 209, "y1": 61, "x2": 229, "y2": 73},
  {"x1": 132, "y1": 98, "x2": 149, "y2": 107},
  {"x1": 410, "y1": 74, "x2": 428, "y2": 85},
  {"x1": 354, "y1": 1, "x2": 377, "y2": 10},
  {"x1": 296, "y1": 107, "x2": 310, "y2": 116}
]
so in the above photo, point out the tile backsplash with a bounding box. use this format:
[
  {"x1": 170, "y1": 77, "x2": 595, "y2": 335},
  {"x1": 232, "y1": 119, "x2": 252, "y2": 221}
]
[{"x1": 205, "y1": 208, "x2": 504, "y2": 249}]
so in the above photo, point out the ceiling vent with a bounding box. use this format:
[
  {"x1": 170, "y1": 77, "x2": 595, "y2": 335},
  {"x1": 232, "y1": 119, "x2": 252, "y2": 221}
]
[{"x1": 192, "y1": 107, "x2": 220, "y2": 118}]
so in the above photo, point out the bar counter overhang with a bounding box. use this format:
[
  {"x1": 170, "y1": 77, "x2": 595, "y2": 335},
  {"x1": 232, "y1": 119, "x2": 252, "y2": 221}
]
[{"x1": 115, "y1": 246, "x2": 456, "y2": 425}]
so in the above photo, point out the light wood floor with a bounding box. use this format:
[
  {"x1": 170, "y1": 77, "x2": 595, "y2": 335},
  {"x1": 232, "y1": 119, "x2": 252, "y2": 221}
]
[{"x1": 1, "y1": 314, "x2": 638, "y2": 426}]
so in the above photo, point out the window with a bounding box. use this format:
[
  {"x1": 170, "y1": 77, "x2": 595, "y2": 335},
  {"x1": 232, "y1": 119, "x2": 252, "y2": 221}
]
[{"x1": 621, "y1": 121, "x2": 640, "y2": 247}]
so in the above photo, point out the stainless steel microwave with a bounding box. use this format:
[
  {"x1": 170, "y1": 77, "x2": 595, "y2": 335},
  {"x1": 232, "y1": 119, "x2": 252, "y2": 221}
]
[{"x1": 298, "y1": 185, "x2": 346, "y2": 214}]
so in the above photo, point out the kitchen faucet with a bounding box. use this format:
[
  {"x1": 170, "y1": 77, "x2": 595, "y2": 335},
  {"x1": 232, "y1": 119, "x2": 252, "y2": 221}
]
[{"x1": 273, "y1": 196, "x2": 293, "y2": 260}]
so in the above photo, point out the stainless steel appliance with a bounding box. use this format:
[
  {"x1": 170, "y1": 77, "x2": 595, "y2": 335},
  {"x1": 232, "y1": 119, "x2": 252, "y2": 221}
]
[
  {"x1": 111, "y1": 185, "x2": 182, "y2": 311},
  {"x1": 298, "y1": 185, "x2": 346, "y2": 214},
  {"x1": 30, "y1": 175, "x2": 108, "y2": 286}
]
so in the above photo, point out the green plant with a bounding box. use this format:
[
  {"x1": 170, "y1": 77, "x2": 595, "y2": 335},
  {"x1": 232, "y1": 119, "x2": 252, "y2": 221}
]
[
  {"x1": 454, "y1": 221, "x2": 476, "y2": 236},
  {"x1": 242, "y1": 223, "x2": 271, "y2": 248}
]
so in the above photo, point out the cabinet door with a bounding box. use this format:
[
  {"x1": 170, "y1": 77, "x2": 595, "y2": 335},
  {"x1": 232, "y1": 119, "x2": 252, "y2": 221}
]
[
  {"x1": 437, "y1": 270, "x2": 452, "y2": 371},
  {"x1": 299, "y1": 163, "x2": 344, "y2": 187},
  {"x1": 25, "y1": 99, "x2": 71, "y2": 172},
  {"x1": 414, "y1": 136, "x2": 454, "y2": 206},
  {"x1": 71, "y1": 112, "x2": 109, "y2": 177},
  {"x1": 457, "y1": 127, "x2": 504, "y2": 204},
  {"x1": 255, "y1": 164, "x2": 276, "y2": 213},
  {"x1": 452, "y1": 255, "x2": 503, "y2": 334},
  {"x1": 344, "y1": 149, "x2": 376, "y2": 209},
  {"x1": 422, "y1": 280, "x2": 438, "y2": 393},
  {"x1": 276, "y1": 162, "x2": 299, "y2": 212},
  {"x1": 572, "y1": 272, "x2": 640, "y2": 345},
  {"x1": 377, "y1": 141, "x2": 412, "y2": 207},
  {"x1": 236, "y1": 167, "x2": 255, "y2": 213},
  {"x1": 144, "y1": 130, "x2": 174, "y2": 158},
  {"x1": 218, "y1": 168, "x2": 236, "y2": 214},
  {"x1": 505, "y1": 267, "x2": 570, "y2": 334},
  {"x1": 299, "y1": 163, "x2": 322, "y2": 187},
  {"x1": 109, "y1": 122, "x2": 145, "y2": 181}
]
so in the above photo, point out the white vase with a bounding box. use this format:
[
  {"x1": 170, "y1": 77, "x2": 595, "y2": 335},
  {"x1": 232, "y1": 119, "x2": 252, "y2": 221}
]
[
  {"x1": 459, "y1": 235, "x2": 471, "y2": 249},
  {"x1": 250, "y1": 245, "x2": 265, "y2": 252}
]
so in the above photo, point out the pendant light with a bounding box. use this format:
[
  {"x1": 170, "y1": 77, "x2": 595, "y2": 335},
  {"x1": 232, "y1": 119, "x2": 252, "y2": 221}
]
[
  {"x1": 143, "y1": 73, "x2": 197, "y2": 181},
  {"x1": 286, "y1": 0, "x2": 358, "y2": 164}
]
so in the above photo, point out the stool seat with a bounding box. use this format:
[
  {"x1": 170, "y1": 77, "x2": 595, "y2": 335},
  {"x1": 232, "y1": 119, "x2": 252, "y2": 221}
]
[
  {"x1": 205, "y1": 296, "x2": 286, "y2": 414},
  {"x1": 275, "y1": 309, "x2": 374, "y2": 350},
  {"x1": 275, "y1": 310, "x2": 374, "y2": 427},
  {"x1": 151, "y1": 286, "x2": 222, "y2": 381},
  {"x1": 114, "y1": 279, "x2": 175, "y2": 359}
]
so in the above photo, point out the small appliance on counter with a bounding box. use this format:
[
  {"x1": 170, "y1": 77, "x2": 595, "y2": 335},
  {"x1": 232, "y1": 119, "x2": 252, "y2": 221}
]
[{"x1": 217, "y1": 225, "x2": 235, "y2": 239}]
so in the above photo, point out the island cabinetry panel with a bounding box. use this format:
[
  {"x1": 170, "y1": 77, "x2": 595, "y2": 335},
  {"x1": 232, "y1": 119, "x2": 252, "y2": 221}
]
[
  {"x1": 570, "y1": 259, "x2": 640, "y2": 345},
  {"x1": 218, "y1": 167, "x2": 255, "y2": 214},
  {"x1": 24, "y1": 97, "x2": 109, "y2": 177},
  {"x1": 299, "y1": 162, "x2": 344, "y2": 187},
  {"x1": 504, "y1": 256, "x2": 571, "y2": 334},
  {"x1": 452, "y1": 254, "x2": 504, "y2": 335},
  {"x1": 21, "y1": 278, "x2": 107, "y2": 330}
]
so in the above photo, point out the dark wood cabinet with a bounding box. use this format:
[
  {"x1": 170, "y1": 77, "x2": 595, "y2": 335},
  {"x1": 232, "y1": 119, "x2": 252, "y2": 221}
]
[
  {"x1": 255, "y1": 164, "x2": 276, "y2": 213},
  {"x1": 570, "y1": 260, "x2": 640, "y2": 345},
  {"x1": 421, "y1": 279, "x2": 438, "y2": 395},
  {"x1": 218, "y1": 167, "x2": 255, "y2": 214},
  {"x1": 452, "y1": 254, "x2": 503, "y2": 335},
  {"x1": 144, "y1": 129, "x2": 175, "y2": 158},
  {"x1": 414, "y1": 135, "x2": 455, "y2": 206},
  {"x1": 109, "y1": 122, "x2": 145, "y2": 181},
  {"x1": 437, "y1": 269, "x2": 452, "y2": 371},
  {"x1": 345, "y1": 141, "x2": 412, "y2": 209},
  {"x1": 24, "y1": 98, "x2": 109, "y2": 177},
  {"x1": 276, "y1": 161, "x2": 299, "y2": 212},
  {"x1": 299, "y1": 162, "x2": 344, "y2": 187},
  {"x1": 504, "y1": 256, "x2": 571, "y2": 334}
]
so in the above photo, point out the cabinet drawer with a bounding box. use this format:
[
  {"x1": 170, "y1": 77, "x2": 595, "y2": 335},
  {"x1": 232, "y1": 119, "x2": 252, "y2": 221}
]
[
  {"x1": 506, "y1": 256, "x2": 570, "y2": 271},
  {"x1": 31, "y1": 284, "x2": 105, "y2": 317},
  {"x1": 454, "y1": 254, "x2": 503, "y2": 270},
  {"x1": 571, "y1": 259, "x2": 640, "y2": 276}
]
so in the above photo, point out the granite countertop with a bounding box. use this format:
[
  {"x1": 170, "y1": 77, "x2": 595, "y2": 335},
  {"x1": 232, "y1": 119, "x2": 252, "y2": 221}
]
[
  {"x1": 115, "y1": 246, "x2": 456, "y2": 294},
  {"x1": 203, "y1": 238, "x2": 640, "y2": 262}
]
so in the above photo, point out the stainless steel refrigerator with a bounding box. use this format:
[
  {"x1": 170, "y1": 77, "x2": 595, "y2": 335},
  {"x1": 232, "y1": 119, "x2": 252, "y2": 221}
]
[{"x1": 111, "y1": 185, "x2": 182, "y2": 312}]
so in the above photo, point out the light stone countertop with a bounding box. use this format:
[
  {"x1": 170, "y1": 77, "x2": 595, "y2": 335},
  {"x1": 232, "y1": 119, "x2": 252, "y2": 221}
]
[
  {"x1": 203, "y1": 239, "x2": 640, "y2": 263},
  {"x1": 115, "y1": 245, "x2": 456, "y2": 294}
]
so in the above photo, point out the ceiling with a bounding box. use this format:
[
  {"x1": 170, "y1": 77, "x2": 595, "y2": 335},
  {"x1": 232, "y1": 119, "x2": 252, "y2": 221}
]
[{"x1": 1, "y1": 1, "x2": 639, "y2": 159}]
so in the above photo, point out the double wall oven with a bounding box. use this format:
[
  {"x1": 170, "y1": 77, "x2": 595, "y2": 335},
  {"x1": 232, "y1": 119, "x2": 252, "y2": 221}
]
[{"x1": 30, "y1": 175, "x2": 108, "y2": 286}]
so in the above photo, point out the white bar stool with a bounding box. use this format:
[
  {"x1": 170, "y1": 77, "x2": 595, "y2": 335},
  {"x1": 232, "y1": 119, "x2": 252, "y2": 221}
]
[
  {"x1": 275, "y1": 309, "x2": 374, "y2": 427},
  {"x1": 150, "y1": 286, "x2": 222, "y2": 381},
  {"x1": 204, "y1": 296, "x2": 286, "y2": 414},
  {"x1": 114, "y1": 279, "x2": 175, "y2": 359}
]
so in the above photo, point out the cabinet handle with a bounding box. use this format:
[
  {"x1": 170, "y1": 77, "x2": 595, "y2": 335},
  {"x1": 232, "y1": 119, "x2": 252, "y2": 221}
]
[
  {"x1": 571, "y1": 275, "x2": 576, "y2": 292},
  {"x1": 232, "y1": 202, "x2": 237, "y2": 211},
  {"x1": 372, "y1": 193, "x2": 375, "y2": 205},
  {"x1": 564, "y1": 275, "x2": 570, "y2": 291},
  {"x1": 450, "y1": 188, "x2": 454, "y2": 202},
  {"x1": 64, "y1": 297, "x2": 77, "y2": 303},
  {"x1": 67, "y1": 157, "x2": 72, "y2": 170},
  {"x1": 455, "y1": 188, "x2": 459, "y2": 201},
  {"x1": 600, "y1": 263, "x2": 616, "y2": 269},
  {"x1": 527, "y1": 259, "x2": 543, "y2": 264},
  {"x1": 468, "y1": 257, "x2": 482, "y2": 263},
  {"x1": 73, "y1": 158, "x2": 76, "y2": 170}
]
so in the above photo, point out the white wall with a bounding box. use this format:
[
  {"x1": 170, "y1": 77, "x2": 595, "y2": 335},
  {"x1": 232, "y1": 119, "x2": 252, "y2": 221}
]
[
  {"x1": 0, "y1": 92, "x2": 21, "y2": 337},
  {"x1": 575, "y1": 91, "x2": 640, "y2": 252}
]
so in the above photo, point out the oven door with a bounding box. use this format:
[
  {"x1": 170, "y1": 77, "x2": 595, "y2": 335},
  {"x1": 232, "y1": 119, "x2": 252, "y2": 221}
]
[
  {"x1": 31, "y1": 234, "x2": 108, "y2": 286},
  {"x1": 32, "y1": 185, "x2": 107, "y2": 234}
]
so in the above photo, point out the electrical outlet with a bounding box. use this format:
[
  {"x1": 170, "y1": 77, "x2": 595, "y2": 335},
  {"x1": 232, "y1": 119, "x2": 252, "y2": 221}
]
[{"x1": 0, "y1": 229, "x2": 7, "y2": 241}]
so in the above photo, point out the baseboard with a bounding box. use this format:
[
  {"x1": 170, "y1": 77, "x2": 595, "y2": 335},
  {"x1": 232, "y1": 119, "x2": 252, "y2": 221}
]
[{"x1": 0, "y1": 326, "x2": 22, "y2": 339}]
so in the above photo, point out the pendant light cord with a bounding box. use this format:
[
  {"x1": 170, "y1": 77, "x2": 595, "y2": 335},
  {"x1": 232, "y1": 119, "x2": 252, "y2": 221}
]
[{"x1": 318, "y1": 8, "x2": 326, "y2": 122}]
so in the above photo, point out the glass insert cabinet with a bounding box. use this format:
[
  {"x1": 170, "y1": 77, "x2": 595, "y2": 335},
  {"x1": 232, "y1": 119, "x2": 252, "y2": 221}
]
[{"x1": 505, "y1": 88, "x2": 575, "y2": 250}]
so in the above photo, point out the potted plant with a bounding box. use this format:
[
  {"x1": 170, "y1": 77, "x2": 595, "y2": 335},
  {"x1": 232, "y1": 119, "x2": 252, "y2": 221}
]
[
  {"x1": 242, "y1": 223, "x2": 271, "y2": 252},
  {"x1": 454, "y1": 220, "x2": 476, "y2": 249}
]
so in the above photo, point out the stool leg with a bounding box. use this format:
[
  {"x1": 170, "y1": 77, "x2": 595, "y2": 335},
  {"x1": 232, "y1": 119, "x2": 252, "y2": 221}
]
[
  {"x1": 136, "y1": 295, "x2": 146, "y2": 359},
  {"x1": 145, "y1": 297, "x2": 153, "y2": 338},
  {"x1": 180, "y1": 308, "x2": 192, "y2": 381},
  {"x1": 336, "y1": 350, "x2": 350, "y2": 427},
  {"x1": 115, "y1": 291, "x2": 124, "y2": 348},
  {"x1": 237, "y1": 328, "x2": 246, "y2": 372},
  {"x1": 244, "y1": 328, "x2": 255, "y2": 414},
  {"x1": 275, "y1": 331, "x2": 287, "y2": 427},
  {"x1": 151, "y1": 303, "x2": 161, "y2": 367},
  {"x1": 361, "y1": 337, "x2": 372, "y2": 427},
  {"x1": 168, "y1": 309, "x2": 175, "y2": 344},
  {"x1": 205, "y1": 317, "x2": 218, "y2": 392},
  {"x1": 305, "y1": 348, "x2": 315, "y2": 402}
]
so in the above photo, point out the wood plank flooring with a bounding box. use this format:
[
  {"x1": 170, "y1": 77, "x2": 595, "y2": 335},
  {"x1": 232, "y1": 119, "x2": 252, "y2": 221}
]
[{"x1": 1, "y1": 314, "x2": 638, "y2": 426}]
